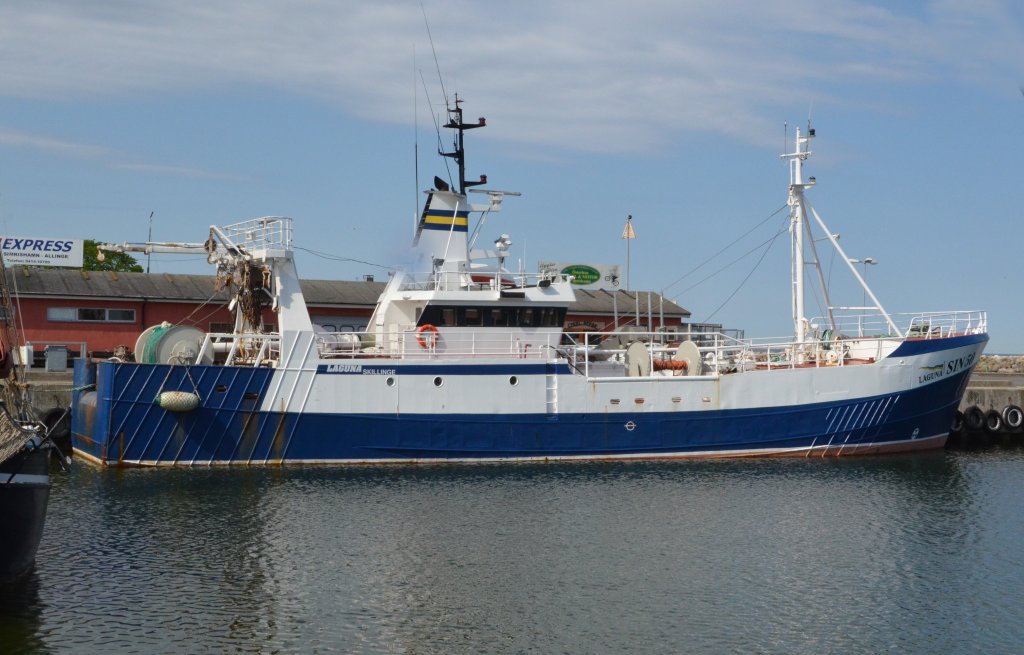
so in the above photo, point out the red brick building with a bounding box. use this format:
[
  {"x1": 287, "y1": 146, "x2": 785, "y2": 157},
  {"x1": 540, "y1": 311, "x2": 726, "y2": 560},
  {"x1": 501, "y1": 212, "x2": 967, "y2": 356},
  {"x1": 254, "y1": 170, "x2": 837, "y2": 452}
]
[{"x1": 6, "y1": 268, "x2": 691, "y2": 360}]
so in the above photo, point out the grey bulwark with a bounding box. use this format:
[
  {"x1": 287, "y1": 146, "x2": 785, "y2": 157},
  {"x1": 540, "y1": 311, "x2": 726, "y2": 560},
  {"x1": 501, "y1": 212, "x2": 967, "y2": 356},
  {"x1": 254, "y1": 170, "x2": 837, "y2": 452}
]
[{"x1": 5, "y1": 268, "x2": 689, "y2": 318}]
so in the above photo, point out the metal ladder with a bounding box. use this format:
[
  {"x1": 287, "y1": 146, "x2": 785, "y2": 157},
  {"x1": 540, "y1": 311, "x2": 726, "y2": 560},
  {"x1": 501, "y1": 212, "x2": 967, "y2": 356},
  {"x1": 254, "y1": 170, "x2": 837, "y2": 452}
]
[{"x1": 545, "y1": 363, "x2": 558, "y2": 414}]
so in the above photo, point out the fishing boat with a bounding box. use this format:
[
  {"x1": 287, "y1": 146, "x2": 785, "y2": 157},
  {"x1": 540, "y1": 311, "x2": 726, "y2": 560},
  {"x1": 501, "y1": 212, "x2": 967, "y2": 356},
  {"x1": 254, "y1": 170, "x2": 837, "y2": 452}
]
[
  {"x1": 1, "y1": 431, "x2": 53, "y2": 581},
  {"x1": 0, "y1": 258, "x2": 55, "y2": 580},
  {"x1": 71, "y1": 101, "x2": 987, "y2": 465}
]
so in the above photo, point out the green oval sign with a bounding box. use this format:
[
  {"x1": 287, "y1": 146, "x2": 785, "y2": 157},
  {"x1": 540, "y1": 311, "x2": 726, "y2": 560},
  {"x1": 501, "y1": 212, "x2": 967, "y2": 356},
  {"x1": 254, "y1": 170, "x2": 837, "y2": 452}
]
[{"x1": 561, "y1": 265, "x2": 601, "y2": 286}]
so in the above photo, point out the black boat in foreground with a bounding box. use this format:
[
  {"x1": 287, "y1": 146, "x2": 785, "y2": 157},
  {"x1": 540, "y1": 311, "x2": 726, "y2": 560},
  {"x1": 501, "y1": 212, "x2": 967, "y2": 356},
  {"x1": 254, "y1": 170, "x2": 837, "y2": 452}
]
[
  {"x1": 0, "y1": 245, "x2": 62, "y2": 582},
  {"x1": 0, "y1": 433, "x2": 52, "y2": 581}
]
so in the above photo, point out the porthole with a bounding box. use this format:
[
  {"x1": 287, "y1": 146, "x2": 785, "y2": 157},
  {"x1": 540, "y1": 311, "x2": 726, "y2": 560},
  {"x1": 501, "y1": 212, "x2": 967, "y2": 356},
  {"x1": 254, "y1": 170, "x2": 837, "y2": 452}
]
[
  {"x1": 386, "y1": 377, "x2": 395, "y2": 387},
  {"x1": 433, "y1": 376, "x2": 443, "y2": 387},
  {"x1": 509, "y1": 376, "x2": 519, "y2": 386}
]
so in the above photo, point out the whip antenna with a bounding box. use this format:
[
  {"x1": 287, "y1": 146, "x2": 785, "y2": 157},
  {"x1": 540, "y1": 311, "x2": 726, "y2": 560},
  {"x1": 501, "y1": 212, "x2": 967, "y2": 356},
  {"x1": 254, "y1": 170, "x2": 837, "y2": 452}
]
[{"x1": 421, "y1": 4, "x2": 449, "y2": 108}]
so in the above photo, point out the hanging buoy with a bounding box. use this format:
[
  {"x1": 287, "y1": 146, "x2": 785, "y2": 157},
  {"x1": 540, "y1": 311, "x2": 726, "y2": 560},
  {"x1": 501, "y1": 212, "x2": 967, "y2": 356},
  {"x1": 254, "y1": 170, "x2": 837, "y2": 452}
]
[{"x1": 156, "y1": 391, "x2": 201, "y2": 413}]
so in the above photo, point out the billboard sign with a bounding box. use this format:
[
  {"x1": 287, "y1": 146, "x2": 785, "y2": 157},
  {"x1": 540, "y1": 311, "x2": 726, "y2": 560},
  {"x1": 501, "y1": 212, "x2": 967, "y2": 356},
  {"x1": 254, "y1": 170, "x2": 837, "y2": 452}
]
[
  {"x1": 0, "y1": 237, "x2": 84, "y2": 267},
  {"x1": 538, "y1": 261, "x2": 620, "y2": 289}
]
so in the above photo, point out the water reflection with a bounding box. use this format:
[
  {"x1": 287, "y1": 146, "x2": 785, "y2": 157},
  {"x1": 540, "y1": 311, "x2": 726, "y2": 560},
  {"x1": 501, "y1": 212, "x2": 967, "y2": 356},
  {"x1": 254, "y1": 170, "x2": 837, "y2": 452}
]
[
  {"x1": 0, "y1": 571, "x2": 49, "y2": 655},
  {"x1": 9, "y1": 450, "x2": 1024, "y2": 654}
]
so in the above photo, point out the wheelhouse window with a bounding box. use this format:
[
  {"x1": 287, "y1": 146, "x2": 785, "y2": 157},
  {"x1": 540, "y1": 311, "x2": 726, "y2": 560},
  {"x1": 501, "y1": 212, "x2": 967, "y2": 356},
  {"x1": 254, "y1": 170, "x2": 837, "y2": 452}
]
[
  {"x1": 417, "y1": 304, "x2": 566, "y2": 328},
  {"x1": 47, "y1": 307, "x2": 136, "y2": 323}
]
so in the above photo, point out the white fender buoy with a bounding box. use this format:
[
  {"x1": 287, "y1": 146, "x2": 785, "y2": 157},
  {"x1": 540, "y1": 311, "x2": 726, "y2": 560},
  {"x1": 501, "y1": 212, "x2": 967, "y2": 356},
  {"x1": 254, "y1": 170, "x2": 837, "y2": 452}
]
[{"x1": 156, "y1": 391, "x2": 201, "y2": 413}]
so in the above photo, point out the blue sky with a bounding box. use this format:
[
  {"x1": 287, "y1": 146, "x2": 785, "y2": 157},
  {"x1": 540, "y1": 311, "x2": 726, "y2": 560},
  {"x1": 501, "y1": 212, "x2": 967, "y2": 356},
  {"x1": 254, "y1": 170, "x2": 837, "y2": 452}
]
[{"x1": 1, "y1": 1, "x2": 1023, "y2": 351}]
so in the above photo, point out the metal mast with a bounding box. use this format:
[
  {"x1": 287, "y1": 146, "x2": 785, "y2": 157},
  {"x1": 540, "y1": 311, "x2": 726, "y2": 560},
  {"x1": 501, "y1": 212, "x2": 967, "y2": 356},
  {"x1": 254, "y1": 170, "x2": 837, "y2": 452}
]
[
  {"x1": 780, "y1": 125, "x2": 901, "y2": 343},
  {"x1": 440, "y1": 94, "x2": 487, "y2": 195},
  {"x1": 781, "y1": 126, "x2": 815, "y2": 346}
]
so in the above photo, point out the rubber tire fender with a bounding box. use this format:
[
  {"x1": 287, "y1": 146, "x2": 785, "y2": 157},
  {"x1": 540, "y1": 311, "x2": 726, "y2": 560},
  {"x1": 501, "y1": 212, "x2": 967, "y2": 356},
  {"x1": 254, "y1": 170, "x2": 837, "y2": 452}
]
[
  {"x1": 41, "y1": 406, "x2": 71, "y2": 441},
  {"x1": 964, "y1": 405, "x2": 985, "y2": 432},
  {"x1": 984, "y1": 409, "x2": 1003, "y2": 434},
  {"x1": 1001, "y1": 404, "x2": 1023, "y2": 430},
  {"x1": 950, "y1": 410, "x2": 965, "y2": 435}
]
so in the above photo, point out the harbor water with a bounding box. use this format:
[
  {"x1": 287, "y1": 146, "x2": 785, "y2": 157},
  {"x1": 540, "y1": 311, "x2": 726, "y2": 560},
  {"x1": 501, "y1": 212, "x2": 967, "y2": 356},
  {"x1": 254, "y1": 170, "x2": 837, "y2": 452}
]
[{"x1": 3, "y1": 450, "x2": 1024, "y2": 654}]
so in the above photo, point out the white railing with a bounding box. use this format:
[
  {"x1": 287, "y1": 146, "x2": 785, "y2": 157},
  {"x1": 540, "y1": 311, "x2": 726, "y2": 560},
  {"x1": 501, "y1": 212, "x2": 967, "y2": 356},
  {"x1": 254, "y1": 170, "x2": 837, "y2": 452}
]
[
  {"x1": 394, "y1": 270, "x2": 572, "y2": 293},
  {"x1": 197, "y1": 332, "x2": 281, "y2": 366},
  {"x1": 559, "y1": 330, "x2": 879, "y2": 378},
  {"x1": 561, "y1": 310, "x2": 987, "y2": 378},
  {"x1": 200, "y1": 308, "x2": 987, "y2": 377},
  {"x1": 214, "y1": 216, "x2": 293, "y2": 253},
  {"x1": 310, "y1": 325, "x2": 882, "y2": 376},
  {"x1": 316, "y1": 328, "x2": 561, "y2": 360}
]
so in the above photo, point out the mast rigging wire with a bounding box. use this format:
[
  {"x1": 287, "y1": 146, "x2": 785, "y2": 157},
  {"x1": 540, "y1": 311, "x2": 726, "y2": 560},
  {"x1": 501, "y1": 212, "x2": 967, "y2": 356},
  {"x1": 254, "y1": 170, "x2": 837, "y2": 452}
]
[
  {"x1": 661, "y1": 204, "x2": 788, "y2": 296},
  {"x1": 672, "y1": 217, "x2": 789, "y2": 301},
  {"x1": 418, "y1": 70, "x2": 455, "y2": 191},
  {"x1": 294, "y1": 246, "x2": 393, "y2": 270},
  {"x1": 702, "y1": 219, "x2": 788, "y2": 323}
]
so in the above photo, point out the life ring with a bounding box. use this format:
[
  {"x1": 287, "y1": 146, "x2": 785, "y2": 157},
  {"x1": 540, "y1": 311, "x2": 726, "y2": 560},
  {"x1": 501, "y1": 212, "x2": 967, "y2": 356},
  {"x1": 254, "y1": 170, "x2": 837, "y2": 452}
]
[{"x1": 416, "y1": 324, "x2": 440, "y2": 349}]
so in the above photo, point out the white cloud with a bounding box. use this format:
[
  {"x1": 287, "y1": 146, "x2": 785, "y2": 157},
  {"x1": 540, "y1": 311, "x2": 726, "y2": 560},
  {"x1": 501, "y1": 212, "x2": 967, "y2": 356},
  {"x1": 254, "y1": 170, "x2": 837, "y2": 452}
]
[
  {"x1": 0, "y1": 126, "x2": 241, "y2": 180},
  {"x1": 1, "y1": 0, "x2": 1022, "y2": 153},
  {"x1": 0, "y1": 127, "x2": 110, "y2": 158},
  {"x1": 111, "y1": 162, "x2": 246, "y2": 181}
]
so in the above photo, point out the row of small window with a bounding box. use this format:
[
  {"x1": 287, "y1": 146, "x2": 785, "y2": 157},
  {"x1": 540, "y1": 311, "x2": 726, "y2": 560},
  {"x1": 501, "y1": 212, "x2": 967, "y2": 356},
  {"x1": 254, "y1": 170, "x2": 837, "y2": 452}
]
[
  {"x1": 417, "y1": 305, "x2": 566, "y2": 328},
  {"x1": 47, "y1": 307, "x2": 136, "y2": 323},
  {"x1": 43, "y1": 311, "x2": 280, "y2": 329},
  {"x1": 383, "y1": 376, "x2": 520, "y2": 387}
]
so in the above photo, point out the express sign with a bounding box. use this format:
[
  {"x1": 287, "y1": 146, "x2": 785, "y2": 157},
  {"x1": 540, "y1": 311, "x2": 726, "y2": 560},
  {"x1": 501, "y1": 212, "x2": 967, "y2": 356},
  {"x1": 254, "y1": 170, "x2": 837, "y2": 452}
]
[{"x1": 0, "y1": 237, "x2": 83, "y2": 267}]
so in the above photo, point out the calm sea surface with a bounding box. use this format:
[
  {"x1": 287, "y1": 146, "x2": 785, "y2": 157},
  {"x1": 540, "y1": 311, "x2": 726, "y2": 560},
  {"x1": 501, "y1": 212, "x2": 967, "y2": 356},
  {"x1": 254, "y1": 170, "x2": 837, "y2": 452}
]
[{"x1": 2, "y1": 449, "x2": 1024, "y2": 654}]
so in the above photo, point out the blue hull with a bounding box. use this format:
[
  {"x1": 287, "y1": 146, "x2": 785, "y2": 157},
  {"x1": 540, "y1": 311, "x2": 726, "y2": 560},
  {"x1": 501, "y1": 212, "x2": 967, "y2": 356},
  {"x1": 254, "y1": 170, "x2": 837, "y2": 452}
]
[{"x1": 71, "y1": 355, "x2": 973, "y2": 465}]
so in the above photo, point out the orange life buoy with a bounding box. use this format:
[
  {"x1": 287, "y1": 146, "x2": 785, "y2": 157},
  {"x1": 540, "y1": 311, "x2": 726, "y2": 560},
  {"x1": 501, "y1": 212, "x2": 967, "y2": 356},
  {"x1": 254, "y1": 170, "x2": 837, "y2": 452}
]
[{"x1": 416, "y1": 324, "x2": 440, "y2": 349}]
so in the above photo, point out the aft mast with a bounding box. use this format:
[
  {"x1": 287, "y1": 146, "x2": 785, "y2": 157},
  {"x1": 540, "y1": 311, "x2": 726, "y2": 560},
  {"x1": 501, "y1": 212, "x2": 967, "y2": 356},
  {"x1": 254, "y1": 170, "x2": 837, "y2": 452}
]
[
  {"x1": 441, "y1": 94, "x2": 487, "y2": 195},
  {"x1": 412, "y1": 96, "x2": 497, "y2": 286}
]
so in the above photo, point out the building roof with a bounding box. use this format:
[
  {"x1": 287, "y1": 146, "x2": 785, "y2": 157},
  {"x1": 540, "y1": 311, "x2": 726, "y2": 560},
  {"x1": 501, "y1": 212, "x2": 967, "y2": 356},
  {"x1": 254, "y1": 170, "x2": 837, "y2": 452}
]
[
  {"x1": 5, "y1": 268, "x2": 689, "y2": 317},
  {"x1": 571, "y1": 288, "x2": 689, "y2": 318}
]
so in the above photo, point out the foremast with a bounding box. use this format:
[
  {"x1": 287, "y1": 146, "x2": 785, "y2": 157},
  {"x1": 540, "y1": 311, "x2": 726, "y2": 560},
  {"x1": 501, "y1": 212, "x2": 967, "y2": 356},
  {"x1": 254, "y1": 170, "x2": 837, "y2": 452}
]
[
  {"x1": 781, "y1": 126, "x2": 900, "y2": 349},
  {"x1": 782, "y1": 126, "x2": 815, "y2": 347}
]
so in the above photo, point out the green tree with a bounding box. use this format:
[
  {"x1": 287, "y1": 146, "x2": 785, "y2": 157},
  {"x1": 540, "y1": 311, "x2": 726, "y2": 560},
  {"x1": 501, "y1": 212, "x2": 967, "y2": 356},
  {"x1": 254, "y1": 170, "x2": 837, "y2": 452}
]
[{"x1": 83, "y1": 239, "x2": 143, "y2": 272}]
